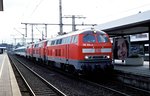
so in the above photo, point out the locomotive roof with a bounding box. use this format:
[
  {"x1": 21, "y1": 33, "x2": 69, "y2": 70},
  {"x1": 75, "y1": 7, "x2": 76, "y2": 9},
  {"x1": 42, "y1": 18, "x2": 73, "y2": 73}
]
[
  {"x1": 26, "y1": 39, "x2": 47, "y2": 46},
  {"x1": 49, "y1": 29, "x2": 105, "y2": 40},
  {"x1": 34, "y1": 39, "x2": 47, "y2": 44},
  {"x1": 14, "y1": 46, "x2": 26, "y2": 50}
]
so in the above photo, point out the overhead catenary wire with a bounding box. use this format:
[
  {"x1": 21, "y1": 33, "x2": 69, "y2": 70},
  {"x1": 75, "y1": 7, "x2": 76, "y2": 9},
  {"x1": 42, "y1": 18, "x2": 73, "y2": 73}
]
[
  {"x1": 30, "y1": 0, "x2": 44, "y2": 17},
  {"x1": 34, "y1": 25, "x2": 45, "y2": 40},
  {"x1": 101, "y1": 2, "x2": 150, "y2": 21}
]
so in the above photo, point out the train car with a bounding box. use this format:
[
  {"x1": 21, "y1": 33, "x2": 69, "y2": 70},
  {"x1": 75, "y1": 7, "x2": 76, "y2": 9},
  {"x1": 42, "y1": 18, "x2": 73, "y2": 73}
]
[
  {"x1": 46, "y1": 29, "x2": 113, "y2": 74},
  {"x1": 32, "y1": 40, "x2": 47, "y2": 62},
  {"x1": 39, "y1": 40, "x2": 48, "y2": 62},
  {"x1": 13, "y1": 46, "x2": 26, "y2": 57},
  {"x1": 32, "y1": 42, "x2": 39, "y2": 61},
  {"x1": 26, "y1": 43, "x2": 34, "y2": 59}
]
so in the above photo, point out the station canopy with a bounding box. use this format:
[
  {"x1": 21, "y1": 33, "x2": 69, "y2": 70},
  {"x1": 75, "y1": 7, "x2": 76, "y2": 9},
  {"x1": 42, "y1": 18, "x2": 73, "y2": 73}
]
[
  {"x1": 95, "y1": 10, "x2": 150, "y2": 69},
  {"x1": 95, "y1": 10, "x2": 150, "y2": 37},
  {"x1": 0, "y1": 47, "x2": 6, "y2": 49}
]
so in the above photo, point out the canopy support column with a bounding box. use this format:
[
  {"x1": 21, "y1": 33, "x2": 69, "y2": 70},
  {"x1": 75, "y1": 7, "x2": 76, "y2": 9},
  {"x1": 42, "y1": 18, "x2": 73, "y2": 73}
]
[{"x1": 148, "y1": 25, "x2": 150, "y2": 70}]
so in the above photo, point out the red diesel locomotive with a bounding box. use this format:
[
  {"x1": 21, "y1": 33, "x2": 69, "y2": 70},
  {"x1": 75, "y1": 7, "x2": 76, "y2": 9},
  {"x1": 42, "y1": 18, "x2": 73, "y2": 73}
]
[
  {"x1": 14, "y1": 29, "x2": 113, "y2": 74},
  {"x1": 32, "y1": 40, "x2": 47, "y2": 62},
  {"x1": 45, "y1": 29, "x2": 113, "y2": 73},
  {"x1": 26, "y1": 43, "x2": 34, "y2": 59}
]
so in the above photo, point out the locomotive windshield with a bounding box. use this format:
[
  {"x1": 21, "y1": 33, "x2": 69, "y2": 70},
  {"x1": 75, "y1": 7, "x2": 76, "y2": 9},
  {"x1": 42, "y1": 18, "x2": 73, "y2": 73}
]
[
  {"x1": 83, "y1": 34, "x2": 109, "y2": 43},
  {"x1": 97, "y1": 34, "x2": 109, "y2": 43},
  {"x1": 82, "y1": 30, "x2": 110, "y2": 43},
  {"x1": 83, "y1": 34, "x2": 96, "y2": 43}
]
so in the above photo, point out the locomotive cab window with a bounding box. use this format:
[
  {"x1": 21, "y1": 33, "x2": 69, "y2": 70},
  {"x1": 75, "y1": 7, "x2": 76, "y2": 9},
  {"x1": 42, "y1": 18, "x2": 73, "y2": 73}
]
[
  {"x1": 83, "y1": 34, "x2": 96, "y2": 43},
  {"x1": 97, "y1": 34, "x2": 109, "y2": 43}
]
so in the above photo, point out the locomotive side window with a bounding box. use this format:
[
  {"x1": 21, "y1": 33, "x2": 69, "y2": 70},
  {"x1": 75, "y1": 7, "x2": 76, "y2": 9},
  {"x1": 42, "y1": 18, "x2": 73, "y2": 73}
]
[
  {"x1": 71, "y1": 35, "x2": 78, "y2": 43},
  {"x1": 35, "y1": 44, "x2": 39, "y2": 48},
  {"x1": 62, "y1": 37, "x2": 67, "y2": 44},
  {"x1": 83, "y1": 34, "x2": 96, "y2": 43},
  {"x1": 59, "y1": 39, "x2": 62, "y2": 44},
  {"x1": 66, "y1": 36, "x2": 71, "y2": 44},
  {"x1": 51, "y1": 40, "x2": 56, "y2": 45},
  {"x1": 62, "y1": 36, "x2": 71, "y2": 44},
  {"x1": 74, "y1": 35, "x2": 78, "y2": 43},
  {"x1": 56, "y1": 39, "x2": 59, "y2": 44},
  {"x1": 71, "y1": 36, "x2": 75, "y2": 43},
  {"x1": 97, "y1": 34, "x2": 109, "y2": 43},
  {"x1": 56, "y1": 39, "x2": 62, "y2": 45}
]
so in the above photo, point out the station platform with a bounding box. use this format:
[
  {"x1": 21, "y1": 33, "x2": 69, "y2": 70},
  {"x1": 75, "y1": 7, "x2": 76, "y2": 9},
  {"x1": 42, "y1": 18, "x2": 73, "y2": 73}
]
[
  {"x1": 114, "y1": 60, "x2": 150, "y2": 77},
  {"x1": 0, "y1": 53, "x2": 21, "y2": 96},
  {"x1": 113, "y1": 60, "x2": 150, "y2": 90}
]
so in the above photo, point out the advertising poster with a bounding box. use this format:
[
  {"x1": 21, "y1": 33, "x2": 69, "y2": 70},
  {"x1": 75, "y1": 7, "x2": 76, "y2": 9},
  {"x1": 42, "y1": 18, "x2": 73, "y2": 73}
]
[
  {"x1": 113, "y1": 36, "x2": 130, "y2": 60},
  {"x1": 130, "y1": 44, "x2": 144, "y2": 55}
]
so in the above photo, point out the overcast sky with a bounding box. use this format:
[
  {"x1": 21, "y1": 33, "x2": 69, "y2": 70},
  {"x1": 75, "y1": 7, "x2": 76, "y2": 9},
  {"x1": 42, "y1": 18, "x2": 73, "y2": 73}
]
[{"x1": 0, "y1": 0, "x2": 150, "y2": 44}]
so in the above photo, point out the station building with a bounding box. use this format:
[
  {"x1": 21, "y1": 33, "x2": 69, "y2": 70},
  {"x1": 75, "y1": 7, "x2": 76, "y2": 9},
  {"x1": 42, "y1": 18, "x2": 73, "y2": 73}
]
[
  {"x1": 95, "y1": 10, "x2": 150, "y2": 69},
  {"x1": 0, "y1": 47, "x2": 6, "y2": 54}
]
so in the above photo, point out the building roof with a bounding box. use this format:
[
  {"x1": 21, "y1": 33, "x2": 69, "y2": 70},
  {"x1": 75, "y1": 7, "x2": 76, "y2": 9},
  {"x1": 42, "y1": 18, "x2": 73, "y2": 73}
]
[
  {"x1": 0, "y1": 47, "x2": 6, "y2": 49},
  {"x1": 95, "y1": 10, "x2": 150, "y2": 36}
]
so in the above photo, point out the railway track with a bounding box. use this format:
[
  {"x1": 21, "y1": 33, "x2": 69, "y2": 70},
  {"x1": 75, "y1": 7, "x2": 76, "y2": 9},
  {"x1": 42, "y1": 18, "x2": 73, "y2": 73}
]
[
  {"x1": 115, "y1": 70, "x2": 150, "y2": 91},
  {"x1": 60, "y1": 69, "x2": 150, "y2": 96},
  {"x1": 80, "y1": 75, "x2": 150, "y2": 96},
  {"x1": 9, "y1": 54, "x2": 150, "y2": 96},
  {"x1": 8, "y1": 54, "x2": 66, "y2": 96}
]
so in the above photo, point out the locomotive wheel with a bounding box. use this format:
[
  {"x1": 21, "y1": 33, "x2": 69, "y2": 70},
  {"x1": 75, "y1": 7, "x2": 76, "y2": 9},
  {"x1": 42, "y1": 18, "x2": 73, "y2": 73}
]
[
  {"x1": 45, "y1": 60, "x2": 49, "y2": 65},
  {"x1": 63, "y1": 64, "x2": 75, "y2": 73},
  {"x1": 68, "y1": 65, "x2": 75, "y2": 73}
]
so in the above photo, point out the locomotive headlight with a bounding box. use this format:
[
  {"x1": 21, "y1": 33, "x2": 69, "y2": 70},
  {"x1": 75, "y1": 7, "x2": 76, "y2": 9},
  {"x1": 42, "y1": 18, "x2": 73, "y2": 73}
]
[
  {"x1": 106, "y1": 55, "x2": 110, "y2": 58},
  {"x1": 85, "y1": 56, "x2": 89, "y2": 59}
]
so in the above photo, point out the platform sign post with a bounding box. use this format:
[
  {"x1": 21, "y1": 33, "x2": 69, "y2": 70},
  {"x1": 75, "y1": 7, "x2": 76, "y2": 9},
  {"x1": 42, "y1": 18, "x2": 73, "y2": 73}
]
[{"x1": 0, "y1": 0, "x2": 3, "y2": 11}]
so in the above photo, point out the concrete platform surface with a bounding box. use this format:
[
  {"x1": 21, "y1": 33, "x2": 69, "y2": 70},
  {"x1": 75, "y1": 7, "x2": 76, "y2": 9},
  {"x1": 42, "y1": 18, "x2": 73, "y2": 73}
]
[
  {"x1": 114, "y1": 60, "x2": 150, "y2": 77},
  {"x1": 0, "y1": 53, "x2": 21, "y2": 96}
]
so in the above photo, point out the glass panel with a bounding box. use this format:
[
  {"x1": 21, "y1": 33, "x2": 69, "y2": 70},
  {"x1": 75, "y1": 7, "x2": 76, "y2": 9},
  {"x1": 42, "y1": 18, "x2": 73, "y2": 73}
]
[
  {"x1": 74, "y1": 35, "x2": 78, "y2": 43},
  {"x1": 83, "y1": 34, "x2": 96, "y2": 43},
  {"x1": 71, "y1": 36, "x2": 75, "y2": 43},
  {"x1": 97, "y1": 34, "x2": 109, "y2": 42}
]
